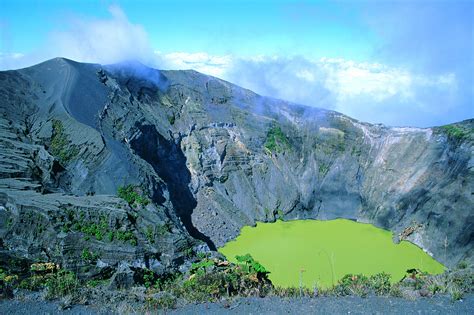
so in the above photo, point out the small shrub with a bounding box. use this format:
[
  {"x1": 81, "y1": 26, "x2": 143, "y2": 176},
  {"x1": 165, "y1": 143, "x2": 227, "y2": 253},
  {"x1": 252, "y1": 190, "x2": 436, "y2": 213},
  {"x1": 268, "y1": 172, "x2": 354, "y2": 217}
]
[
  {"x1": 334, "y1": 274, "x2": 370, "y2": 297},
  {"x1": 19, "y1": 263, "x2": 59, "y2": 291},
  {"x1": 49, "y1": 119, "x2": 79, "y2": 164},
  {"x1": 196, "y1": 252, "x2": 209, "y2": 260},
  {"x1": 449, "y1": 286, "x2": 464, "y2": 301},
  {"x1": 369, "y1": 273, "x2": 391, "y2": 295},
  {"x1": 146, "y1": 226, "x2": 155, "y2": 243},
  {"x1": 117, "y1": 185, "x2": 150, "y2": 207},
  {"x1": 276, "y1": 209, "x2": 284, "y2": 220},
  {"x1": 183, "y1": 247, "x2": 194, "y2": 258},
  {"x1": 30, "y1": 262, "x2": 59, "y2": 273},
  {"x1": 272, "y1": 286, "x2": 315, "y2": 297},
  {"x1": 264, "y1": 126, "x2": 290, "y2": 154},
  {"x1": 146, "y1": 293, "x2": 177, "y2": 310},
  {"x1": 190, "y1": 259, "x2": 215, "y2": 276},
  {"x1": 389, "y1": 283, "x2": 403, "y2": 298},
  {"x1": 45, "y1": 270, "x2": 79, "y2": 299},
  {"x1": 0, "y1": 268, "x2": 18, "y2": 286},
  {"x1": 456, "y1": 260, "x2": 469, "y2": 270},
  {"x1": 156, "y1": 224, "x2": 170, "y2": 236},
  {"x1": 167, "y1": 114, "x2": 176, "y2": 125},
  {"x1": 174, "y1": 255, "x2": 272, "y2": 302},
  {"x1": 86, "y1": 279, "x2": 109, "y2": 288},
  {"x1": 19, "y1": 275, "x2": 46, "y2": 291},
  {"x1": 440, "y1": 125, "x2": 469, "y2": 141},
  {"x1": 235, "y1": 254, "x2": 269, "y2": 278},
  {"x1": 319, "y1": 164, "x2": 329, "y2": 175},
  {"x1": 107, "y1": 231, "x2": 114, "y2": 242},
  {"x1": 116, "y1": 230, "x2": 137, "y2": 246},
  {"x1": 81, "y1": 249, "x2": 99, "y2": 263}
]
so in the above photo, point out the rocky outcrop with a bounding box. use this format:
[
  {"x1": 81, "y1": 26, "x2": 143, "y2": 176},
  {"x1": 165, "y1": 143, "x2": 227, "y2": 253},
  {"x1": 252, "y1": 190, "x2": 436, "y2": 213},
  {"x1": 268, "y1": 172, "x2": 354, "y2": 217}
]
[{"x1": 0, "y1": 58, "x2": 472, "y2": 279}]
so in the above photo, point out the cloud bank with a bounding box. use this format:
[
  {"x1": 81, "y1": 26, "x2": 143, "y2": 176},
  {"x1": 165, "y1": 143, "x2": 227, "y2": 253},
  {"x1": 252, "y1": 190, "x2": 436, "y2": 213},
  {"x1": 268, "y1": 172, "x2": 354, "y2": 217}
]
[
  {"x1": 159, "y1": 52, "x2": 461, "y2": 127},
  {"x1": 1, "y1": 4, "x2": 471, "y2": 128}
]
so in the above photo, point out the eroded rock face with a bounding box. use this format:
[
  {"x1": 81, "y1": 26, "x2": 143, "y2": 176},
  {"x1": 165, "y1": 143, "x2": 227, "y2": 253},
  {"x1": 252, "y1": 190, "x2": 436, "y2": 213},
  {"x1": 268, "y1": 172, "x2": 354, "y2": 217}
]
[{"x1": 0, "y1": 58, "x2": 472, "y2": 278}]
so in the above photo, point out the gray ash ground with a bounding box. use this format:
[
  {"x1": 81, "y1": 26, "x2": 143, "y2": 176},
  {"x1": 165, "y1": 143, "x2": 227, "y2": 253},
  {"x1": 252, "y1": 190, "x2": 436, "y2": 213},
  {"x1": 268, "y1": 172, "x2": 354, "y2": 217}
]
[{"x1": 1, "y1": 295, "x2": 473, "y2": 314}]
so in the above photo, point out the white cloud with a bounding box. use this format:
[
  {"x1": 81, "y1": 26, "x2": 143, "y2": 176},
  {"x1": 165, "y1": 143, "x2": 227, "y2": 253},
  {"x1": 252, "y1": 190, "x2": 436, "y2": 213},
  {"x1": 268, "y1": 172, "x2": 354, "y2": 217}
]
[
  {"x1": 155, "y1": 51, "x2": 460, "y2": 126},
  {"x1": 0, "y1": 5, "x2": 466, "y2": 127},
  {"x1": 50, "y1": 5, "x2": 152, "y2": 64},
  {"x1": 0, "y1": 5, "x2": 153, "y2": 69},
  {"x1": 156, "y1": 51, "x2": 232, "y2": 77}
]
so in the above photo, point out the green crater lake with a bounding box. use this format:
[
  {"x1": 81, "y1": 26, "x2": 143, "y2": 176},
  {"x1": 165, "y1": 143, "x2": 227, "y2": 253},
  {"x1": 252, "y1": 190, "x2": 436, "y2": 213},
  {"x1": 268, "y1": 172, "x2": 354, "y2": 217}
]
[{"x1": 218, "y1": 219, "x2": 445, "y2": 288}]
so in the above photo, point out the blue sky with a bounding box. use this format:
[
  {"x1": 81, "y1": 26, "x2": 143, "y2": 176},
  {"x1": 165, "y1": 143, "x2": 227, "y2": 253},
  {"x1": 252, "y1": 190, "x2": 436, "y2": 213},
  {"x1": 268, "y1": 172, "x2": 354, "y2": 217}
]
[
  {"x1": 1, "y1": 0, "x2": 376, "y2": 58},
  {"x1": 1, "y1": 0, "x2": 472, "y2": 127}
]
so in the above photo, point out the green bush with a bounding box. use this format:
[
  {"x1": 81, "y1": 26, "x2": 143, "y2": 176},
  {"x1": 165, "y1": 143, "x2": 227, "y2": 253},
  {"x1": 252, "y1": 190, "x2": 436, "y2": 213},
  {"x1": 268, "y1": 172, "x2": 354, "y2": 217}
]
[
  {"x1": 334, "y1": 274, "x2": 370, "y2": 297},
  {"x1": 146, "y1": 226, "x2": 155, "y2": 243},
  {"x1": 85, "y1": 279, "x2": 109, "y2": 288},
  {"x1": 142, "y1": 269, "x2": 156, "y2": 289},
  {"x1": 190, "y1": 259, "x2": 215, "y2": 276},
  {"x1": 272, "y1": 286, "x2": 316, "y2": 297},
  {"x1": 50, "y1": 120, "x2": 79, "y2": 164},
  {"x1": 65, "y1": 213, "x2": 137, "y2": 246},
  {"x1": 19, "y1": 275, "x2": 46, "y2": 291},
  {"x1": 440, "y1": 125, "x2": 468, "y2": 141},
  {"x1": 81, "y1": 249, "x2": 99, "y2": 263},
  {"x1": 45, "y1": 270, "x2": 79, "y2": 299},
  {"x1": 235, "y1": 254, "x2": 269, "y2": 278},
  {"x1": 146, "y1": 293, "x2": 177, "y2": 310},
  {"x1": 117, "y1": 185, "x2": 150, "y2": 207},
  {"x1": 369, "y1": 273, "x2": 392, "y2": 295},
  {"x1": 173, "y1": 255, "x2": 272, "y2": 302},
  {"x1": 0, "y1": 268, "x2": 18, "y2": 295},
  {"x1": 264, "y1": 126, "x2": 290, "y2": 154},
  {"x1": 389, "y1": 283, "x2": 403, "y2": 297},
  {"x1": 167, "y1": 114, "x2": 176, "y2": 125},
  {"x1": 457, "y1": 260, "x2": 469, "y2": 270},
  {"x1": 332, "y1": 273, "x2": 391, "y2": 297},
  {"x1": 116, "y1": 230, "x2": 137, "y2": 246}
]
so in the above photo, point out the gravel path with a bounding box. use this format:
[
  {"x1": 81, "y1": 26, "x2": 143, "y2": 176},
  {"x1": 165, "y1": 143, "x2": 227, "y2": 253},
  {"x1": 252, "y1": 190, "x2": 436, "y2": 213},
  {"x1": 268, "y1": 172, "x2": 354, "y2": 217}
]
[
  {"x1": 171, "y1": 296, "x2": 474, "y2": 314},
  {"x1": 1, "y1": 295, "x2": 472, "y2": 314}
]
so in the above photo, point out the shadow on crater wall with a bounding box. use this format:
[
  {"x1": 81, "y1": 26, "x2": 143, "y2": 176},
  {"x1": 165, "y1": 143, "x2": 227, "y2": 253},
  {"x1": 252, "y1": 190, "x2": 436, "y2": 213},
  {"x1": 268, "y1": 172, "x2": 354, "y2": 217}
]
[{"x1": 130, "y1": 124, "x2": 217, "y2": 251}]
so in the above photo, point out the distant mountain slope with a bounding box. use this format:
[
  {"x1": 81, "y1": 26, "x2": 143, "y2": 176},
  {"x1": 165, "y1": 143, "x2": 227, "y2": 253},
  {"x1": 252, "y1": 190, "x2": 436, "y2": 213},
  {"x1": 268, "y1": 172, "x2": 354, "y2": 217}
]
[{"x1": 0, "y1": 58, "x2": 472, "y2": 280}]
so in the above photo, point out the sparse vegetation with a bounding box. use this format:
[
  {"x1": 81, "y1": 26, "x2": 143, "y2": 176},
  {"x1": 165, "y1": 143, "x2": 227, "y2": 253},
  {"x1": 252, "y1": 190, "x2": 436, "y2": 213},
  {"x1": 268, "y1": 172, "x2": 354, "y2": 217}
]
[
  {"x1": 314, "y1": 129, "x2": 346, "y2": 155},
  {"x1": 146, "y1": 226, "x2": 155, "y2": 243},
  {"x1": 276, "y1": 209, "x2": 284, "y2": 220},
  {"x1": 235, "y1": 253, "x2": 269, "y2": 277},
  {"x1": 85, "y1": 279, "x2": 109, "y2": 288},
  {"x1": 264, "y1": 126, "x2": 290, "y2": 154},
  {"x1": 116, "y1": 230, "x2": 137, "y2": 246},
  {"x1": 44, "y1": 269, "x2": 79, "y2": 300},
  {"x1": 319, "y1": 163, "x2": 329, "y2": 176},
  {"x1": 171, "y1": 255, "x2": 272, "y2": 302},
  {"x1": 167, "y1": 114, "x2": 176, "y2": 125},
  {"x1": 117, "y1": 184, "x2": 150, "y2": 207},
  {"x1": 17, "y1": 263, "x2": 79, "y2": 299},
  {"x1": 332, "y1": 273, "x2": 391, "y2": 297},
  {"x1": 74, "y1": 216, "x2": 108, "y2": 241},
  {"x1": 2, "y1": 258, "x2": 472, "y2": 309},
  {"x1": 439, "y1": 124, "x2": 473, "y2": 142},
  {"x1": 146, "y1": 293, "x2": 177, "y2": 310},
  {"x1": 49, "y1": 119, "x2": 79, "y2": 164},
  {"x1": 81, "y1": 248, "x2": 99, "y2": 263},
  {"x1": 183, "y1": 247, "x2": 194, "y2": 258},
  {"x1": 156, "y1": 223, "x2": 170, "y2": 236},
  {"x1": 60, "y1": 211, "x2": 138, "y2": 246}
]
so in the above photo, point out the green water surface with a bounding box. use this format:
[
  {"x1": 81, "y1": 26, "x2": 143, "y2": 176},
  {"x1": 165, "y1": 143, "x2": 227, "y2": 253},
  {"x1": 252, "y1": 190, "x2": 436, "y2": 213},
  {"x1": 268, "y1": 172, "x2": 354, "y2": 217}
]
[{"x1": 218, "y1": 219, "x2": 445, "y2": 288}]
